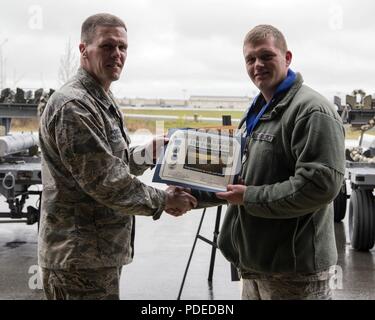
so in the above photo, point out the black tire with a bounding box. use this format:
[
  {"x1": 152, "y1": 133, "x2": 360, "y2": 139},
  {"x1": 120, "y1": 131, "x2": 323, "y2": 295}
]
[
  {"x1": 334, "y1": 183, "x2": 347, "y2": 222},
  {"x1": 349, "y1": 189, "x2": 375, "y2": 251}
]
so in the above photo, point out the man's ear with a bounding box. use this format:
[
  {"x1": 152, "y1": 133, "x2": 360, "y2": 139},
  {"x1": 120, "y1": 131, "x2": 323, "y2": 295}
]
[
  {"x1": 285, "y1": 50, "x2": 292, "y2": 67},
  {"x1": 79, "y1": 43, "x2": 87, "y2": 57}
]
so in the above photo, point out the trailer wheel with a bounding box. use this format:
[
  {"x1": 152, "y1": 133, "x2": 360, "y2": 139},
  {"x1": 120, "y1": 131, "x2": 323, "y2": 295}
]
[
  {"x1": 334, "y1": 182, "x2": 347, "y2": 222},
  {"x1": 349, "y1": 189, "x2": 375, "y2": 251}
]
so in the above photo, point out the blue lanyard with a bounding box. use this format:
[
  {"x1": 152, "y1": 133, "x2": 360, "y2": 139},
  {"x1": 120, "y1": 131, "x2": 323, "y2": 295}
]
[{"x1": 246, "y1": 69, "x2": 296, "y2": 136}]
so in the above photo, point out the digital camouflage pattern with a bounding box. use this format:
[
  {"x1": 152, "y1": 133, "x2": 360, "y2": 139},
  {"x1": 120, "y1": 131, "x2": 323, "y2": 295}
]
[
  {"x1": 241, "y1": 268, "x2": 335, "y2": 300},
  {"x1": 38, "y1": 67, "x2": 167, "y2": 270},
  {"x1": 41, "y1": 266, "x2": 122, "y2": 300}
]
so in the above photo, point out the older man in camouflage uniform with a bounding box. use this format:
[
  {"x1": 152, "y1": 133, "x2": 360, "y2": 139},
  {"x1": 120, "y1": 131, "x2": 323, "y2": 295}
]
[{"x1": 38, "y1": 13, "x2": 197, "y2": 300}]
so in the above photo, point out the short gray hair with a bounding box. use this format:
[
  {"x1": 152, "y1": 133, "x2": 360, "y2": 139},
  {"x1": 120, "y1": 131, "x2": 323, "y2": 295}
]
[
  {"x1": 81, "y1": 13, "x2": 127, "y2": 44},
  {"x1": 244, "y1": 25, "x2": 288, "y2": 53}
]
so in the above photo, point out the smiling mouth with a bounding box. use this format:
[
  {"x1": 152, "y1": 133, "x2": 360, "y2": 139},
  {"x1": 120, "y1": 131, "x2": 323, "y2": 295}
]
[
  {"x1": 255, "y1": 72, "x2": 269, "y2": 78},
  {"x1": 106, "y1": 63, "x2": 122, "y2": 69}
]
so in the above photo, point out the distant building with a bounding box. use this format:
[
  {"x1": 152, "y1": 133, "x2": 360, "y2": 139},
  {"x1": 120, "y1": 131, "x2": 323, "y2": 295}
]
[
  {"x1": 189, "y1": 95, "x2": 251, "y2": 109},
  {"x1": 118, "y1": 95, "x2": 252, "y2": 109},
  {"x1": 118, "y1": 97, "x2": 187, "y2": 108}
]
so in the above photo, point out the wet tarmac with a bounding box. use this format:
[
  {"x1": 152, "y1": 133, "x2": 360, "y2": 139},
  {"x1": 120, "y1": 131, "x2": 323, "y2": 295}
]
[{"x1": 0, "y1": 170, "x2": 374, "y2": 300}]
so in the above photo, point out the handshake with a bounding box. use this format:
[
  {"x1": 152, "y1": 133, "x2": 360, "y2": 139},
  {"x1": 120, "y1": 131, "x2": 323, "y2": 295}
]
[
  {"x1": 163, "y1": 181, "x2": 247, "y2": 217},
  {"x1": 164, "y1": 186, "x2": 197, "y2": 217}
]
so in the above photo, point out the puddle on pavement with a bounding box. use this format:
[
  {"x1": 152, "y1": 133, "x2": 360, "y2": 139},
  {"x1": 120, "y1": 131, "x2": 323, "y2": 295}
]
[{"x1": 5, "y1": 241, "x2": 27, "y2": 249}]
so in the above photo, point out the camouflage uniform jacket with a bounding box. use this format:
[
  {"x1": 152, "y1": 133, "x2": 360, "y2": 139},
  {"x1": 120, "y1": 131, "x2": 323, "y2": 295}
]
[{"x1": 38, "y1": 68, "x2": 166, "y2": 269}]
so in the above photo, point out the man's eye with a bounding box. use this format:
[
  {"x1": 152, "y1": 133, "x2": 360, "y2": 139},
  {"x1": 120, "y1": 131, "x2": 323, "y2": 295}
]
[
  {"x1": 246, "y1": 58, "x2": 255, "y2": 64},
  {"x1": 261, "y1": 55, "x2": 273, "y2": 61}
]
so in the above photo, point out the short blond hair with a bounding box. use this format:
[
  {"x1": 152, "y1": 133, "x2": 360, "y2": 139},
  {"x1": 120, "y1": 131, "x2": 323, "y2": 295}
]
[{"x1": 244, "y1": 25, "x2": 288, "y2": 53}]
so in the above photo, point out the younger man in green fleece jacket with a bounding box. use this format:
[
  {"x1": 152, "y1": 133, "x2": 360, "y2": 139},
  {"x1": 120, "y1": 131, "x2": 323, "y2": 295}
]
[{"x1": 170, "y1": 25, "x2": 345, "y2": 300}]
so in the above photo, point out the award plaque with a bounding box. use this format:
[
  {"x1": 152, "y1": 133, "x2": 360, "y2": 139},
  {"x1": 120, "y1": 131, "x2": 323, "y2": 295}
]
[{"x1": 153, "y1": 129, "x2": 243, "y2": 192}]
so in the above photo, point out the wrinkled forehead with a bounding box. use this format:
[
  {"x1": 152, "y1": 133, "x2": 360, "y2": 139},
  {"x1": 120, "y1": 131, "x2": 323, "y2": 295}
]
[{"x1": 94, "y1": 26, "x2": 127, "y2": 40}]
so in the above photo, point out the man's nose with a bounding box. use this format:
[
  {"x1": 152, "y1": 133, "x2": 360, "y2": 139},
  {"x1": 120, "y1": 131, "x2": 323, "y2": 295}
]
[
  {"x1": 111, "y1": 46, "x2": 122, "y2": 58},
  {"x1": 254, "y1": 58, "x2": 265, "y2": 69}
]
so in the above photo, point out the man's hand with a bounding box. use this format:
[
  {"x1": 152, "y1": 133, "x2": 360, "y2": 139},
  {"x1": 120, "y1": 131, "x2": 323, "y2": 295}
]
[
  {"x1": 165, "y1": 188, "x2": 197, "y2": 217},
  {"x1": 216, "y1": 184, "x2": 247, "y2": 205},
  {"x1": 165, "y1": 185, "x2": 191, "y2": 195}
]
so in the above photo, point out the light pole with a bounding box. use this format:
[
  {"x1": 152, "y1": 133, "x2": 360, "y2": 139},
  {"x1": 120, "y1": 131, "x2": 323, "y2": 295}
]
[
  {"x1": 0, "y1": 38, "x2": 8, "y2": 91},
  {"x1": 182, "y1": 88, "x2": 187, "y2": 106}
]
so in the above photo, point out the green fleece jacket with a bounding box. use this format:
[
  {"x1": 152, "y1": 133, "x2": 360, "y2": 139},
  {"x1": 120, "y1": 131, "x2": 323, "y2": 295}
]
[{"x1": 194, "y1": 73, "x2": 345, "y2": 275}]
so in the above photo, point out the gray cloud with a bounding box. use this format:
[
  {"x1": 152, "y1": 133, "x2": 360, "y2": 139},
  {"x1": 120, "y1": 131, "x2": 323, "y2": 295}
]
[{"x1": 0, "y1": 0, "x2": 374, "y2": 100}]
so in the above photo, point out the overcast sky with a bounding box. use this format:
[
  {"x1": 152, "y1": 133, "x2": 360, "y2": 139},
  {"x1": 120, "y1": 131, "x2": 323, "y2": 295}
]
[{"x1": 0, "y1": 0, "x2": 374, "y2": 101}]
